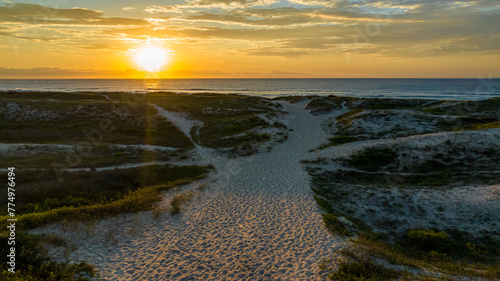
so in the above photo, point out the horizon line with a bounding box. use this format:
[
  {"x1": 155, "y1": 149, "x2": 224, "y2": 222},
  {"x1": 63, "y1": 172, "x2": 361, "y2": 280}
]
[{"x1": 1, "y1": 77, "x2": 499, "y2": 80}]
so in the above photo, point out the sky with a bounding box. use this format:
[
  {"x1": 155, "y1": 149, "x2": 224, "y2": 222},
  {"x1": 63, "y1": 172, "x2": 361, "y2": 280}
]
[{"x1": 0, "y1": 0, "x2": 499, "y2": 78}]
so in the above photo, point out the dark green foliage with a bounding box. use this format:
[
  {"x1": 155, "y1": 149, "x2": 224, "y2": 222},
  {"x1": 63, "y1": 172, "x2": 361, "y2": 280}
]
[
  {"x1": 331, "y1": 97, "x2": 500, "y2": 143},
  {"x1": 0, "y1": 98, "x2": 193, "y2": 148},
  {"x1": 0, "y1": 232, "x2": 95, "y2": 280},
  {"x1": 0, "y1": 91, "x2": 108, "y2": 101},
  {"x1": 1, "y1": 165, "x2": 208, "y2": 216},
  {"x1": 346, "y1": 232, "x2": 500, "y2": 279},
  {"x1": 328, "y1": 135, "x2": 358, "y2": 146},
  {"x1": 316, "y1": 157, "x2": 498, "y2": 188},
  {"x1": 3, "y1": 178, "x2": 202, "y2": 229},
  {"x1": 405, "y1": 230, "x2": 452, "y2": 253},
  {"x1": 297, "y1": 96, "x2": 357, "y2": 114},
  {"x1": 330, "y1": 260, "x2": 399, "y2": 281},
  {"x1": 459, "y1": 117, "x2": 498, "y2": 127},
  {"x1": 422, "y1": 98, "x2": 500, "y2": 118},
  {"x1": 433, "y1": 116, "x2": 500, "y2": 131},
  {"x1": 314, "y1": 195, "x2": 335, "y2": 213},
  {"x1": 322, "y1": 213, "x2": 349, "y2": 236},
  {"x1": 305, "y1": 97, "x2": 344, "y2": 114},
  {"x1": 274, "y1": 96, "x2": 306, "y2": 103},
  {"x1": 396, "y1": 229, "x2": 498, "y2": 263},
  {"x1": 197, "y1": 117, "x2": 270, "y2": 148},
  {"x1": 146, "y1": 93, "x2": 281, "y2": 148},
  {"x1": 357, "y1": 98, "x2": 431, "y2": 110},
  {"x1": 348, "y1": 147, "x2": 398, "y2": 172},
  {"x1": 470, "y1": 120, "x2": 500, "y2": 130},
  {"x1": 0, "y1": 165, "x2": 209, "y2": 229},
  {"x1": 0, "y1": 91, "x2": 283, "y2": 150},
  {"x1": 4, "y1": 145, "x2": 179, "y2": 169},
  {"x1": 415, "y1": 159, "x2": 450, "y2": 173},
  {"x1": 336, "y1": 109, "x2": 365, "y2": 123}
]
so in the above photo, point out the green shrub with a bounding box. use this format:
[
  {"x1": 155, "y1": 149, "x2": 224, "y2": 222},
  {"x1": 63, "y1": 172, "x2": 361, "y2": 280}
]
[
  {"x1": 348, "y1": 147, "x2": 398, "y2": 172},
  {"x1": 0, "y1": 232, "x2": 95, "y2": 280},
  {"x1": 350, "y1": 232, "x2": 500, "y2": 279},
  {"x1": 322, "y1": 213, "x2": 349, "y2": 236},
  {"x1": 314, "y1": 195, "x2": 335, "y2": 214},
  {"x1": 330, "y1": 260, "x2": 399, "y2": 281},
  {"x1": 405, "y1": 229, "x2": 451, "y2": 253},
  {"x1": 1, "y1": 165, "x2": 209, "y2": 216},
  {"x1": 328, "y1": 135, "x2": 358, "y2": 146},
  {"x1": 471, "y1": 120, "x2": 500, "y2": 130},
  {"x1": 337, "y1": 109, "x2": 365, "y2": 123},
  {"x1": 145, "y1": 93, "x2": 280, "y2": 149},
  {"x1": 0, "y1": 99, "x2": 193, "y2": 148},
  {"x1": 7, "y1": 178, "x2": 200, "y2": 229}
]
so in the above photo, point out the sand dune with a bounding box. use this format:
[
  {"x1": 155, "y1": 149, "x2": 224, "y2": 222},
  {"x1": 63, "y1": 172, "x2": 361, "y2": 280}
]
[{"x1": 32, "y1": 101, "x2": 348, "y2": 280}]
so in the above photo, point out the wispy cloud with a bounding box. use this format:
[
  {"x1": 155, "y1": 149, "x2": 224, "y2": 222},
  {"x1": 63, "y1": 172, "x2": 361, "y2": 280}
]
[
  {"x1": 122, "y1": 7, "x2": 136, "y2": 12},
  {"x1": 126, "y1": 0, "x2": 500, "y2": 57},
  {"x1": 0, "y1": 0, "x2": 499, "y2": 76},
  {"x1": 0, "y1": 67, "x2": 305, "y2": 78},
  {"x1": 0, "y1": 3, "x2": 147, "y2": 26}
]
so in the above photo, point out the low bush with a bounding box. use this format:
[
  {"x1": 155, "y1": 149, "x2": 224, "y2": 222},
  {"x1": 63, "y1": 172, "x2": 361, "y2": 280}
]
[
  {"x1": 7, "y1": 179, "x2": 198, "y2": 229},
  {"x1": 330, "y1": 260, "x2": 399, "y2": 281},
  {"x1": 345, "y1": 233, "x2": 500, "y2": 279},
  {"x1": 1, "y1": 165, "x2": 209, "y2": 216},
  {"x1": 0, "y1": 232, "x2": 95, "y2": 280},
  {"x1": 328, "y1": 135, "x2": 358, "y2": 146},
  {"x1": 337, "y1": 109, "x2": 365, "y2": 123},
  {"x1": 398, "y1": 229, "x2": 498, "y2": 263},
  {"x1": 348, "y1": 147, "x2": 398, "y2": 172},
  {"x1": 404, "y1": 229, "x2": 452, "y2": 254},
  {"x1": 322, "y1": 213, "x2": 349, "y2": 236}
]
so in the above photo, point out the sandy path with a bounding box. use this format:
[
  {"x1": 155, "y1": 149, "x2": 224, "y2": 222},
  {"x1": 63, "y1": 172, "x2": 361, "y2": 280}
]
[{"x1": 32, "y1": 101, "x2": 346, "y2": 280}]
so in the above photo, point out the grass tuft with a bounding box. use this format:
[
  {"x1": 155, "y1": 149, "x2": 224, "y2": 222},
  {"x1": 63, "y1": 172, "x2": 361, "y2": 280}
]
[{"x1": 170, "y1": 191, "x2": 195, "y2": 215}]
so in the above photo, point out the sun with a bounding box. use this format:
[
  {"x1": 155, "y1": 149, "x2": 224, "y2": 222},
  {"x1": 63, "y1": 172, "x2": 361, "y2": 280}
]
[{"x1": 133, "y1": 46, "x2": 169, "y2": 72}]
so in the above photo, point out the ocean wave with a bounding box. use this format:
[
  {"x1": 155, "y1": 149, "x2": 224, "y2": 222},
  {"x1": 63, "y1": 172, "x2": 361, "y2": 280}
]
[{"x1": 1, "y1": 79, "x2": 499, "y2": 100}]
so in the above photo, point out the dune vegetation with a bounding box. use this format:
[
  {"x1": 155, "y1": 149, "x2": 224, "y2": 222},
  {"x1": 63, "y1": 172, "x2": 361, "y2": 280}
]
[
  {"x1": 1, "y1": 92, "x2": 499, "y2": 280},
  {"x1": 304, "y1": 96, "x2": 500, "y2": 280},
  {"x1": 0, "y1": 164, "x2": 209, "y2": 280}
]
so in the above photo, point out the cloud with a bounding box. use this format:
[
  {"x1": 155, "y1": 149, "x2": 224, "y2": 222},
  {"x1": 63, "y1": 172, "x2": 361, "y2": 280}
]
[
  {"x1": 80, "y1": 44, "x2": 121, "y2": 50},
  {"x1": 106, "y1": 24, "x2": 351, "y2": 41},
  {"x1": 0, "y1": 67, "x2": 305, "y2": 78},
  {"x1": 245, "y1": 47, "x2": 311, "y2": 58},
  {"x1": 146, "y1": 7, "x2": 389, "y2": 27},
  {"x1": 0, "y1": 3, "x2": 103, "y2": 21},
  {"x1": 0, "y1": 67, "x2": 139, "y2": 78},
  {"x1": 180, "y1": 8, "x2": 316, "y2": 27},
  {"x1": 0, "y1": 31, "x2": 54, "y2": 42},
  {"x1": 146, "y1": 0, "x2": 500, "y2": 57},
  {"x1": 0, "y1": 3, "x2": 147, "y2": 26},
  {"x1": 145, "y1": 5, "x2": 183, "y2": 14},
  {"x1": 1, "y1": 0, "x2": 499, "y2": 60},
  {"x1": 186, "y1": 0, "x2": 279, "y2": 9}
]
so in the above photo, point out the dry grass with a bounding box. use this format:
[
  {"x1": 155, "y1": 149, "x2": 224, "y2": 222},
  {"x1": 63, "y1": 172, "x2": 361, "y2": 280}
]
[{"x1": 170, "y1": 191, "x2": 195, "y2": 215}]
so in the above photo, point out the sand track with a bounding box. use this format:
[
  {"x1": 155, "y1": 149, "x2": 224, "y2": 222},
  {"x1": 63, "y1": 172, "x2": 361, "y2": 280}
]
[{"x1": 32, "y1": 101, "x2": 346, "y2": 280}]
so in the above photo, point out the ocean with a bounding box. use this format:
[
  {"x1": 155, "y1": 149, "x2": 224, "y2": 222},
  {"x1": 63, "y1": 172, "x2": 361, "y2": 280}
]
[{"x1": 1, "y1": 78, "x2": 499, "y2": 100}]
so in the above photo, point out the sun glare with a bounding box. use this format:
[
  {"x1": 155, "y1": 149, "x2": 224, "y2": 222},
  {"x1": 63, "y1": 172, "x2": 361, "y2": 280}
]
[{"x1": 133, "y1": 46, "x2": 169, "y2": 72}]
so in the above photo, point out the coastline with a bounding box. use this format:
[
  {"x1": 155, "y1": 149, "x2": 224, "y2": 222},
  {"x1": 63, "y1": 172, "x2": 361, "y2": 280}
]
[{"x1": 1, "y1": 77, "x2": 499, "y2": 100}]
